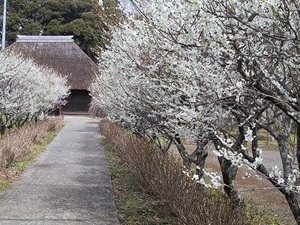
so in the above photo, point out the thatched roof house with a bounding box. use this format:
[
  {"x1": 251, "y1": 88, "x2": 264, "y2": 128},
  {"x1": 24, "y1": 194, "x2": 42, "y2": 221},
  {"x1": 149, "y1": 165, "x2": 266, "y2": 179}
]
[{"x1": 10, "y1": 35, "x2": 99, "y2": 113}]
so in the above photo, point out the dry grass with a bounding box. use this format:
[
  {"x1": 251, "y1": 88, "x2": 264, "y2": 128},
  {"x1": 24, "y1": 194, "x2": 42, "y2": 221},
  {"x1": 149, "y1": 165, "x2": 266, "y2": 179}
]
[
  {"x1": 100, "y1": 120, "x2": 251, "y2": 225},
  {"x1": 0, "y1": 117, "x2": 63, "y2": 170},
  {"x1": 103, "y1": 139, "x2": 180, "y2": 224}
]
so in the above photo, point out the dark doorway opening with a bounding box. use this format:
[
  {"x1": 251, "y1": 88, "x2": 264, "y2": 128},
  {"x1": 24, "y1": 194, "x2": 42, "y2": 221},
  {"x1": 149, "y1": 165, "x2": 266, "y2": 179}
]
[{"x1": 62, "y1": 90, "x2": 91, "y2": 113}]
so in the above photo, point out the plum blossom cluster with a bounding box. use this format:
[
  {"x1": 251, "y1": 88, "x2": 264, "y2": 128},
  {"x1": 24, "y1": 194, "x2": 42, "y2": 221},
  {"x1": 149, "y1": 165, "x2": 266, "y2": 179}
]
[
  {"x1": 90, "y1": 0, "x2": 300, "y2": 222},
  {"x1": 183, "y1": 166, "x2": 222, "y2": 189},
  {"x1": 0, "y1": 51, "x2": 70, "y2": 134}
]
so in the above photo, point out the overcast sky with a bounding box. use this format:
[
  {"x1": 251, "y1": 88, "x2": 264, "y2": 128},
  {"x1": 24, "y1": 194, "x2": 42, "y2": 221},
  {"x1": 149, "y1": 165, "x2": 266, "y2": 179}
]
[{"x1": 99, "y1": 0, "x2": 134, "y2": 9}]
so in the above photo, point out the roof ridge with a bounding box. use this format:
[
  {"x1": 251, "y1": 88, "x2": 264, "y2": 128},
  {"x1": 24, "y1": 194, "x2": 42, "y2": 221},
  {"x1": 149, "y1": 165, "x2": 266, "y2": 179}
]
[{"x1": 16, "y1": 35, "x2": 74, "y2": 43}]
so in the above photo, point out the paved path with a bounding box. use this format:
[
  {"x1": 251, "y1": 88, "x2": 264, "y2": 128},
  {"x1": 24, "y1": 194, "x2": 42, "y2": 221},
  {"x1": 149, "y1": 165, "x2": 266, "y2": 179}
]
[{"x1": 0, "y1": 116, "x2": 119, "y2": 225}]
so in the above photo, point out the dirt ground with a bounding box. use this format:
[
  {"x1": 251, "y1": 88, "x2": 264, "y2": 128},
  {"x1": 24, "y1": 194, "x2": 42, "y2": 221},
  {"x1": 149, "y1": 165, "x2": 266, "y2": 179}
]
[
  {"x1": 206, "y1": 155, "x2": 295, "y2": 225},
  {"x1": 170, "y1": 144, "x2": 296, "y2": 225}
]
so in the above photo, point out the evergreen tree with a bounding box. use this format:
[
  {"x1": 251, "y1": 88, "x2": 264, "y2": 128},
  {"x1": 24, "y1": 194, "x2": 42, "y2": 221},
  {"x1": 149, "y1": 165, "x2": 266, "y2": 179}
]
[{"x1": 1, "y1": 0, "x2": 116, "y2": 62}]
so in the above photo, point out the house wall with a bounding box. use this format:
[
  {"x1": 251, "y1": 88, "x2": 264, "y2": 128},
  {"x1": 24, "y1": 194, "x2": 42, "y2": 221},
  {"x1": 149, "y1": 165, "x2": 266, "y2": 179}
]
[{"x1": 62, "y1": 90, "x2": 91, "y2": 113}]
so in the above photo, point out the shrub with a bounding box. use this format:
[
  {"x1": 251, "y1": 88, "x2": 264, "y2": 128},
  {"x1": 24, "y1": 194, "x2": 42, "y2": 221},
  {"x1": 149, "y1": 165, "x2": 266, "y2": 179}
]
[
  {"x1": 0, "y1": 117, "x2": 63, "y2": 168},
  {"x1": 100, "y1": 120, "x2": 249, "y2": 225}
]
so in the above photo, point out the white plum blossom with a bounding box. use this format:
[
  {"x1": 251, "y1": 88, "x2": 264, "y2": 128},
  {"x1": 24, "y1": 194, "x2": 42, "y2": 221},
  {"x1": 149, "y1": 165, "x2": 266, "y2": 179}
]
[
  {"x1": 90, "y1": 0, "x2": 239, "y2": 141},
  {"x1": 244, "y1": 127, "x2": 254, "y2": 142},
  {"x1": 188, "y1": 168, "x2": 222, "y2": 189},
  {"x1": 90, "y1": 0, "x2": 300, "y2": 222},
  {"x1": 0, "y1": 51, "x2": 70, "y2": 132}
]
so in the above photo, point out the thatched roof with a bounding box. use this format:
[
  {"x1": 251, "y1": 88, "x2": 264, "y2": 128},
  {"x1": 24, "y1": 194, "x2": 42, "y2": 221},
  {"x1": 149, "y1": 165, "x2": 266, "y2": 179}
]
[{"x1": 9, "y1": 35, "x2": 99, "y2": 90}]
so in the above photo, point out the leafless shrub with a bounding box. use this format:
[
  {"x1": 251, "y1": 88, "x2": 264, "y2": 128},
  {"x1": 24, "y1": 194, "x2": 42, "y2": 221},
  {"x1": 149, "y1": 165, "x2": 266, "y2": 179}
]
[
  {"x1": 0, "y1": 117, "x2": 63, "y2": 168},
  {"x1": 100, "y1": 120, "x2": 249, "y2": 225}
]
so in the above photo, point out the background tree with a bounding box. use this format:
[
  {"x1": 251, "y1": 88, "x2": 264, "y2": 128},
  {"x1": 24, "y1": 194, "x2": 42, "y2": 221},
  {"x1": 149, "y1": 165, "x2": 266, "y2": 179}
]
[
  {"x1": 102, "y1": 0, "x2": 122, "y2": 24},
  {"x1": 0, "y1": 0, "x2": 115, "y2": 62}
]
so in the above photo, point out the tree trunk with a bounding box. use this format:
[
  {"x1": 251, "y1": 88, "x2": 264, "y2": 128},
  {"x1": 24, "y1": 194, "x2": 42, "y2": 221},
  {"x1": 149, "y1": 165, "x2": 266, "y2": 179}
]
[
  {"x1": 268, "y1": 128, "x2": 300, "y2": 224},
  {"x1": 252, "y1": 126, "x2": 258, "y2": 158},
  {"x1": 286, "y1": 192, "x2": 300, "y2": 225},
  {"x1": 212, "y1": 135, "x2": 241, "y2": 204},
  {"x1": 174, "y1": 137, "x2": 192, "y2": 169},
  {"x1": 287, "y1": 122, "x2": 300, "y2": 224},
  {"x1": 195, "y1": 140, "x2": 208, "y2": 180},
  {"x1": 0, "y1": 125, "x2": 5, "y2": 137},
  {"x1": 218, "y1": 156, "x2": 240, "y2": 205},
  {"x1": 297, "y1": 122, "x2": 300, "y2": 171}
]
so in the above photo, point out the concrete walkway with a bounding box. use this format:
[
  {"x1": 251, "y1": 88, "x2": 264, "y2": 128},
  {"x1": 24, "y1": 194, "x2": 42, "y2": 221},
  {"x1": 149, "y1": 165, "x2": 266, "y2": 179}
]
[{"x1": 0, "y1": 116, "x2": 119, "y2": 225}]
